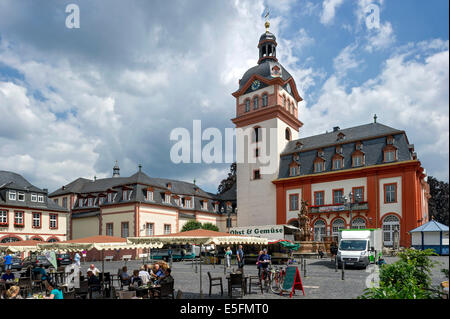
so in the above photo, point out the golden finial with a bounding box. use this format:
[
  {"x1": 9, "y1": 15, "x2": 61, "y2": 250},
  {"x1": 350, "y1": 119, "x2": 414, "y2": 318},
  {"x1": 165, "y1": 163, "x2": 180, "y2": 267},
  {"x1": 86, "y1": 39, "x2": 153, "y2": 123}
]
[{"x1": 265, "y1": 21, "x2": 270, "y2": 32}]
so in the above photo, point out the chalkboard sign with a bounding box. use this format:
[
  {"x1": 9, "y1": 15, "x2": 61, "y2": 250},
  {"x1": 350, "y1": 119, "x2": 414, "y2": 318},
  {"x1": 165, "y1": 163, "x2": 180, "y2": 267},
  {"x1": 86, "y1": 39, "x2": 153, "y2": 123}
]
[{"x1": 281, "y1": 266, "x2": 304, "y2": 297}]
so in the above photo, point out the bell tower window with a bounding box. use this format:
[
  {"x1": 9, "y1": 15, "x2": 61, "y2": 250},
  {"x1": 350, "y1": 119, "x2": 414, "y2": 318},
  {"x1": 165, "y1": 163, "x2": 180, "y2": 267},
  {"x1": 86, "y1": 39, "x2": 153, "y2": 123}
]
[
  {"x1": 262, "y1": 94, "x2": 268, "y2": 107},
  {"x1": 253, "y1": 97, "x2": 259, "y2": 110}
]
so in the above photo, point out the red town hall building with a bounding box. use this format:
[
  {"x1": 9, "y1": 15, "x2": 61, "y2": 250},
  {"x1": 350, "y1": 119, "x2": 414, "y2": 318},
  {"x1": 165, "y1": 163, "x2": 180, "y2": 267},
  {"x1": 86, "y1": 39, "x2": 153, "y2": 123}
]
[{"x1": 232, "y1": 21, "x2": 430, "y2": 248}]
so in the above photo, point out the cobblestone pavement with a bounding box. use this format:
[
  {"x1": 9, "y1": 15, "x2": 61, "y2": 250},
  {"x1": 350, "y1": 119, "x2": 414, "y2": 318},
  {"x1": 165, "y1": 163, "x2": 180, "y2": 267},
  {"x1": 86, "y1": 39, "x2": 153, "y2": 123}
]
[{"x1": 60, "y1": 255, "x2": 448, "y2": 299}]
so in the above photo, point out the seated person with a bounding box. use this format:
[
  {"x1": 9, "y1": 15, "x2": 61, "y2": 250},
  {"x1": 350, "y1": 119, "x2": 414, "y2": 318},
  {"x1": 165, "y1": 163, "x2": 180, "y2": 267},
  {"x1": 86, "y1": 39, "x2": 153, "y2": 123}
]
[
  {"x1": 318, "y1": 247, "x2": 324, "y2": 258},
  {"x1": 6, "y1": 285, "x2": 22, "y2": 299},
  {"x1": 87, "y1": 264, "x2": 100, "y2": 277},
  {"x1": 138, "y1": 266, "x2": 151, "y2": 285},
  {"x1": 157, "y1": 268, "x2": 174, "y2": 285},
  {"x1": 130, "y1": 269, "x2": 143, "y2": 288},
  {"x1": 150, "y1": 264, "x2": 164, "y2": 281},
  {"x1": 119, "y1": 266, "x2": 130, "y2": 285},
  {"x1": 32, "y1": 264, "x2": 48, "y2": 282},
  {"x1": 45, "y1": 281, "x2": 63, "y2": 299},
  {"x1": 1, "y1": 269, "x2": 15, "y2": 282},
  {"x1": 87, "y1": 270, "x2": 101, "y2": 291}
]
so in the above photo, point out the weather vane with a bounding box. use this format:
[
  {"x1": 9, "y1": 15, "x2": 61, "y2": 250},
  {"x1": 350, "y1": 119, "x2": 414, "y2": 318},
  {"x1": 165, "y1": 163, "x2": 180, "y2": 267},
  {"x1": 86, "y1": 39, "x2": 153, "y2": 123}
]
[{"x1": 264, "y1": 8, "x2": 270, "y2": 32}]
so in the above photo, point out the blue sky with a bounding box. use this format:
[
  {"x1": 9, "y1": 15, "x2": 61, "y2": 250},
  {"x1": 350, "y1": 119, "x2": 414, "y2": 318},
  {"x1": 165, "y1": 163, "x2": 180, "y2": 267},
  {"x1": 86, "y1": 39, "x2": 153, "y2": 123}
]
[{"x1": 0, "y1": 0, "x2": 448, "y2": 193}]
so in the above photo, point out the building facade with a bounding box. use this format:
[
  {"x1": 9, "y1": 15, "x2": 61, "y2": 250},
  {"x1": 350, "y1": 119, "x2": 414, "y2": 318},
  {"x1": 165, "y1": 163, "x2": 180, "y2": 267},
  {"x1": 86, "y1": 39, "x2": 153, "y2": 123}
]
[
  {"x1": 232, "y1": 22, "x2": 430, "y2": 248},
  {"x1": 49, "y1": 164, "x2": 237, "y2": 248},
  {"x1": 0, "y1": 171, "x2": 68, "y2": 243}
]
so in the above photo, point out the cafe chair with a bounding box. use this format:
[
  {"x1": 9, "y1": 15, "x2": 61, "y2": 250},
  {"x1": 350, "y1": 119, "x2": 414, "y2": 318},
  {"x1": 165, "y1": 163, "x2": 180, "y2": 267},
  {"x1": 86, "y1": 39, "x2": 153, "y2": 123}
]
[
  {"x1": 207, "y1": 271, "x2": 223, "y2": 296},
  {"x1": 18, "y1": 277, "x2": 32, "y2": 297},
  {"x1": 32, "y1": 273, "x2": 45, "y2": 292},
  {"x1": 156, "y1": 281, "x2": 175, "y2": 299},
  {"x1": 248, "y1": 275, "x2": 263, "y2": 295},
  {"x1": 228, "y1": 273, "x2": 245, "y2": 298},
  {"x1": 75, "y1": 280, "x2": 89, "y2": 299}
]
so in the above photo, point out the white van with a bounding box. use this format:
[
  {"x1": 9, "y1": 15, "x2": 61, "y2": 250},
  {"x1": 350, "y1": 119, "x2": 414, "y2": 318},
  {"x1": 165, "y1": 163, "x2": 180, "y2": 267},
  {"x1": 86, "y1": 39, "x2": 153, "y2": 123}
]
[{"x1": 337, "y1": 229, "x2": 382, "y2": 269}]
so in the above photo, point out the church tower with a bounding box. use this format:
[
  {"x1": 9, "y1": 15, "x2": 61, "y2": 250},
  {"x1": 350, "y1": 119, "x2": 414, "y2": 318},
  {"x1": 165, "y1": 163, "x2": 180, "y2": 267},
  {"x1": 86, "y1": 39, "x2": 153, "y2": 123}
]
[{"x1": 231, "y1": 19, "x2": 303, "y2": 227}]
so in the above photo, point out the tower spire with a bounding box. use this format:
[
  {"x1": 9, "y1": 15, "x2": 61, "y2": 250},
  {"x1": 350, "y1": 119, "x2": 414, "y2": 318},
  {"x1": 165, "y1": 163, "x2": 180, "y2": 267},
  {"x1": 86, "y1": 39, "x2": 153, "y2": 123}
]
[{"x1": 113, "y1": 160, "x2": 120, "y2": 177}]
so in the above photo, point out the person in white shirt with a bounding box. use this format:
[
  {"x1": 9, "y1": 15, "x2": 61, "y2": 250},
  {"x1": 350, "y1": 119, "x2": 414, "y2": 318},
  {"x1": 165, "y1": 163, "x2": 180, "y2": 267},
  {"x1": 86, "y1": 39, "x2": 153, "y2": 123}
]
[
  {"x1": 87, "y1": 264, "x2": 100, "y2": 276},
  {"x1": 138, "y1": 266, "x2": 151, "y2": 285}
]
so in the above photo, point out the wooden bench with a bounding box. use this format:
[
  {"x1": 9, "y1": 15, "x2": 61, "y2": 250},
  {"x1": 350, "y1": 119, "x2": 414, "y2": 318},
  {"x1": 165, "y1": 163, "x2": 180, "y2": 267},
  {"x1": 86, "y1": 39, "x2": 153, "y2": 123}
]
[
  {"x1": 122, "y1": 255, "x2": 132, "y2": 261},
  {"x1": 104, "y1": 256, "x2": 114, "y2": 262}
]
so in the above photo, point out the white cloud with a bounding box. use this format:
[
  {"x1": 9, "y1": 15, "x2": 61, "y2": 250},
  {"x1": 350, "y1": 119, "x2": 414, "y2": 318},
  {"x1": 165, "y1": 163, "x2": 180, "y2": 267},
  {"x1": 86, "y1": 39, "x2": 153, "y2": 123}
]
[
  {"x1": 365, "y1": 21, "x2": 396, "y2": 52},
  {"x1": 333, "y1": 43, "x2": 363, "y2": 76},
  {"x1": 320, "y1": 0, "x2": 345, "y2": 25},
  {"x1": 301, "y1": 40, "x2": 449, "y2": 180}
]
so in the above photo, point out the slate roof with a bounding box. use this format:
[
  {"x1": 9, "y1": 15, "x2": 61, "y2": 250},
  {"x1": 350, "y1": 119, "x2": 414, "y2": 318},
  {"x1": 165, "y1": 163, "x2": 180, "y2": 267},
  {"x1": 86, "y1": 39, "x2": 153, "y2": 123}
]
[
  {"x1": 0, "y1": 170, "x2": 68, "y2": 212},
  {"x1": 49, "y1": 170, "x2": 231, "y2": 215},
  {"x1": 239, "y1": 60, "x2": 293, "y2": 91},
  {"x1": 277, "y1": 122, "x2": 414, "y2": 179},
  {"x1": 409, "y1": 220, "x2": 449, "y2": 233},
  {"x1": 282, "y1": 122, "x2": 404, "y2": 155}
]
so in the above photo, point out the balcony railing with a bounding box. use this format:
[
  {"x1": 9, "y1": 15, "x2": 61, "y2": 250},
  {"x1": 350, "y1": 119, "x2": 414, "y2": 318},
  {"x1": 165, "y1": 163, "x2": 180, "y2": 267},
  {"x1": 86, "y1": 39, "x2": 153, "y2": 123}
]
[{"x1": 310, "y1": 202, "x2": 369, "y2": 214}]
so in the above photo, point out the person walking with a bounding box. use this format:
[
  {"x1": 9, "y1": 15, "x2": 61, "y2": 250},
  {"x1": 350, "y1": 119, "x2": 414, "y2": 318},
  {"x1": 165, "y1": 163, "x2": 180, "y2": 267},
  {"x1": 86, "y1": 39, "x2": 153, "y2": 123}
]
[
  {"x1": 74, "y1": 252, "x2": 81, "y2": 267},
  {"x1": 225, "y1": 247, "x2": 232, "y2": 268},
  {"x1": 330, "y1": 242, "x2": 338, "y2": 261},
  {"x1": 236, "y1": 245, "x2": 245, "y2": 270}
]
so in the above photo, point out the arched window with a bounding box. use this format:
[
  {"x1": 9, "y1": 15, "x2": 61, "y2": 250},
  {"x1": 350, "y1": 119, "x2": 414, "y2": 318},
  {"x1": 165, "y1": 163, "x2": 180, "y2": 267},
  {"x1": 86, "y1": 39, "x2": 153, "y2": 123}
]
[
  {"x1": 31, "y1": 237, "x2": 43, "y2": 241},
  {"x1": 253, "y1": 96, "x2": 259, "y2": 110},
  {"x1": 47, "y1": 238, "x2": 59, "y2": 243},
  {"x1": 332, "y1": 218, "x2": 345, "y2": 240},
  {"x1": 382, "y1": 215, "x2": 400, "y2": 247},
  {"x1": 351, "y1": 217, "x2": 366, "y2": 229},
  {"x1": 314, "y1": 220, "x2": 326, "y2": 242},
  {"x1": 1, "y1": 237, "x2": 20, "y2": 243},
  {"x1": 262, "y1": 94, "x2": 268, "y2": 107},
  {"x1": 245, "y1": 99, "x2": 250, "y2": 112},
  {"x1": 285, "y1": 128, "x2": 291, "y2": 141},
  {"x1": 283, "y1": 96, "x2": 286, "y2": 108}
]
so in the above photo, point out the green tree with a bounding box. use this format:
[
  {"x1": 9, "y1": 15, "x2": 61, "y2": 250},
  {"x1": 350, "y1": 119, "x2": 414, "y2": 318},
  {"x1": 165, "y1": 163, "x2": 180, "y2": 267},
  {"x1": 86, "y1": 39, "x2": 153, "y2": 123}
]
[
  {"x1": 181, "y1": 220, "x2": 202, "y2": 232},
  {"x1": 428, "y1": 176, "x2": 449, "y2": 225},
  {"x1": 360, "y1": 249, "x2": 438, "y2": 299},
  {"x1": 217, "y1": 162, "x2": 236, "y2": 194},
  {"x1": 201, "y1": 223, "x2": 219, "y2": 232}
]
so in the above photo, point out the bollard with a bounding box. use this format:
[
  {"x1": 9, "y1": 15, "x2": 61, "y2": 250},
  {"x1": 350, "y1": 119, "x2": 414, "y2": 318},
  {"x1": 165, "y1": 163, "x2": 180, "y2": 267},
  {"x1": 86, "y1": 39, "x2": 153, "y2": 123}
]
[
  {"x1": 341, "y1": 261, "x2": 345, "y2": 280},
  {"x1": 195, "y1": 260, "x2": 198, "y2": 273},
  {"x1": 303, "y1": 259, "x2": 307, "y2": 277},
  {"x1": 335, "y1": 256, "x2": 338, "y2": 272}
]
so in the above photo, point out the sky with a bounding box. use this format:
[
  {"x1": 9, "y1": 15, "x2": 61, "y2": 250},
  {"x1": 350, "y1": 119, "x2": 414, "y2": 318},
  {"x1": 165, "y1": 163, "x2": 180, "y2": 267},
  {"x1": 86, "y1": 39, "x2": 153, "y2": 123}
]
[{"x1": 0, "y1": 0, "x2": 448, "y2": 194}]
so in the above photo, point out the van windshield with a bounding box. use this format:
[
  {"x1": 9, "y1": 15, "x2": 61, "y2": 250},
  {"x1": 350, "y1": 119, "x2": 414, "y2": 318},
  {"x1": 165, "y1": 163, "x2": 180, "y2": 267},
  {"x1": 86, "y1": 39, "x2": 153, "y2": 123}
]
[{"x1": 339, "y1": 240, "x2": 367, "y2": 251}]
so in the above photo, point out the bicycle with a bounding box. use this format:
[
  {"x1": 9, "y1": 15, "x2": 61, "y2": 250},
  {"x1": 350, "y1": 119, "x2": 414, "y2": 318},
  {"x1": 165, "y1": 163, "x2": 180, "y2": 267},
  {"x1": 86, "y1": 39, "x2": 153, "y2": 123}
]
[
  {"x1": 269, "y1": 266, "x2": 285, "y2": 294},
  {"x1": 260, "y1": 266, "x2": 272, "y2": 293}
]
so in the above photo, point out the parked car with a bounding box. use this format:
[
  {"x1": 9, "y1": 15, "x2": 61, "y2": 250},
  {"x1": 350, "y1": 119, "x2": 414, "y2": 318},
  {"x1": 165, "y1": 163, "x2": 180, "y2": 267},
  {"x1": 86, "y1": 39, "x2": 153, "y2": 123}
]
[
  {"x1": 56, "y1": 253, "x2": 72, "y2": 266},
  {"x1": 22, "y1": 255, "x2": 52, "y2": 269},
  {"x1": 0, "y1": 256, "x2": 23, "y2": 272}
]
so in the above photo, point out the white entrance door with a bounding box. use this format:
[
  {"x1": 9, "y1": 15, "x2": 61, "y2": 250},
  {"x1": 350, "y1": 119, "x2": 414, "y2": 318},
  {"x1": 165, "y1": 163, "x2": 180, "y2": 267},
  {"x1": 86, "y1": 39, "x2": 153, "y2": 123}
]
[{"x1": 382, "y1": 215, "x2": 400, "y2": 247}]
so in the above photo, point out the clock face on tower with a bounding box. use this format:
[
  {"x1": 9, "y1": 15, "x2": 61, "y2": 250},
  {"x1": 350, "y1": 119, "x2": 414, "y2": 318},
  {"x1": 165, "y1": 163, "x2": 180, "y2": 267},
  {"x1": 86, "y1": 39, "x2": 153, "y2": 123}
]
[{"x1": 251, "y1": 80, "x2": 261, "y2": 91}]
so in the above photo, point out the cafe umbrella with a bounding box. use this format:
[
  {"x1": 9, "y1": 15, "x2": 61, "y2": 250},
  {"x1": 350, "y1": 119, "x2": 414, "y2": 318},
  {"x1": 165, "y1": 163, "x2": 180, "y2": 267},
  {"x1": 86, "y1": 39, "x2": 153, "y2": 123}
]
[
  {"x1": 0, "y1": 240, "x2": 44, "y2": 254},
  {"x1": 127, "y1": 229, "x2": 269, "y2": 298},
  {"x1": 38, "y1": 235, "x2": 164, "y2": 291}
]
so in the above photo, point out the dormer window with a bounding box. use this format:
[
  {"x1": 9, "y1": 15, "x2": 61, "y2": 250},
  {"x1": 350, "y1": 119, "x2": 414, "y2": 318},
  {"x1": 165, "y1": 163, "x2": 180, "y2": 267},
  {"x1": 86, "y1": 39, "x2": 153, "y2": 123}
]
[
  {"x1": 38, "y1": 194, "x2": 44, "y2": 203},
  {"x1": 336, "y1": 145, "x2": 343, "y2": 154},
  {"x1": 146, "y1": 190, "x2": 153, "y2": 201},
  {"x1": 289, "y1": 162, "x2": 300, "y2": 176},
  {"x1": 353, "y1": 155, "x2": 364, "y2": 167},
  {"x1": 384, "y1": 150, "x2": 395, "y2": 162},
  {"x1": 245, "y1": 99, "x2": 250, "y2": 112},
  {"x1": 107, "y1": 193, "x2": 113, "y2": 203},
  {"x1": 184, "y1": 198, "x2": 192, "y2": 208},
  {"x1": 122, "y1": 190, "x2": 128, "y2": 201},
  {"x1": 88, "y1": 198, "x2": 93, "y2": 207},
  {"x1": 79, "y1": 198, "x2": 84, "y2": 207},
  {"x1": 314, "y1": 161, "x2": 325, "y2": 173},
  {"x1": 214, "y1": 203, "x2": 219, "y2": 212},
  {"x1": 337, "y1": 132, "x2": 345, "y2": 141},
  {"x1": 253, "y1": 96, "x2": 259, "y2": 110},
  {"x1": 295, "y1": 142, "x2": 303, "y2": 150},
  {"x1": 166, "y1": 183, "x2": 172, "y2": 189},
  {"x1": 31, "y1": 193, "x2": 37, "y2": 202},
  {"x1": 356, "y1": 142, "x2": 363, "y2": 150},
  {"x1": 99, "y1": 196, "x2": 105, "y2": 205},
  {"x1": 202, "y1": 201, "x2": 208, "y2": 210},
  {"x1": 333, "y1": 158, "x2": 343, "y2": 170},
  {"x1": 165, "y1": 193, "x2": 171, "y2": 204},
  {"x1": 9, "y1": 191, "x2": 16, "y2": 201},
  {"x1": 18, "y1": 192, "x2": 25, "y2": 201}
]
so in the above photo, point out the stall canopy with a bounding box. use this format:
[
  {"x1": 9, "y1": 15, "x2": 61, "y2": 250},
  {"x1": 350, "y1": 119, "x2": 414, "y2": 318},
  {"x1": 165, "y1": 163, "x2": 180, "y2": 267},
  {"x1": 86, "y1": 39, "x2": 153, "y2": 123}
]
[
  {"x1": 0, "y1": 240, "x2": 43, "y2": 253},
  {"x1": 127, "y1": 229, "x2": 269, "y2": 246},
  {"x1": 38, "y1": 235, "x2": 163, "y2": 252},
  {"x1": 409, "y1": 220, "x2": 449, "y2": 255},
  {"x1": 268, "y1": 239, "x2": 300, "y2": 251}
]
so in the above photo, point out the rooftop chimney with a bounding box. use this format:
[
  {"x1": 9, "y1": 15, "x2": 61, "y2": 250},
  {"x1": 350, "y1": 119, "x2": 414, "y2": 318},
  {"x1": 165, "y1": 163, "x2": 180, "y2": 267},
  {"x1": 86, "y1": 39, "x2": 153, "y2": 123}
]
[{"x1": 333, "y1": 126, "x2": 340, "y2": 132}]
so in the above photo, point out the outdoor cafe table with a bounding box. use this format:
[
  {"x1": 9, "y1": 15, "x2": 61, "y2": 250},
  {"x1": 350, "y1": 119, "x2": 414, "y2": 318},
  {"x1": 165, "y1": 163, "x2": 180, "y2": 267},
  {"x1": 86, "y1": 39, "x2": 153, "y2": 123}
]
[{"x1": 131, "y1": 283, "x2": 161, "y2": 298}]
